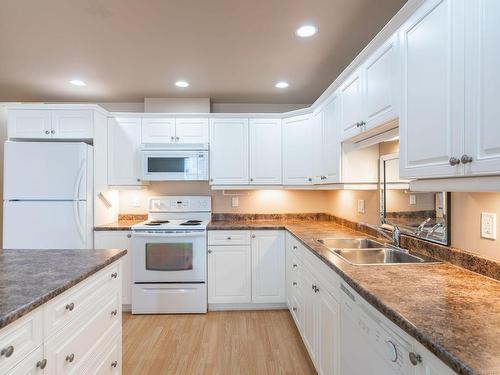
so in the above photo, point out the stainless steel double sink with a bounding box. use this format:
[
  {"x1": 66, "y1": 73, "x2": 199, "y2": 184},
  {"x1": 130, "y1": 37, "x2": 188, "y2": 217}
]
[{"x1": 317, "y1": 238, "x2": 438, "y2": 265}]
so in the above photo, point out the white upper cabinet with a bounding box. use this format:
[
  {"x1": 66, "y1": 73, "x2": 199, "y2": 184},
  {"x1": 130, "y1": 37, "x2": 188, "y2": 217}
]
[
  {"x1": 363, "y1": 34, "x2": 398, "y2": 131},
  {"x1": 209, "y1": 118, "x2": 249, "y2": 185},
  {"x1": 249, "y1": 119, "x2": 282, "y2": 185},
  {"x1": 175, "y1": 118, "x2": 209, "y2": 143},
  {"x1": 251, "y1": 231, "x2": 285, "y2": 304},
  {"x1": 8, "y1": 110, "x2": 93, "y2": 139},
  {"x1": 399, "y1": 0, "x2": 465, "y2": 179},
  {"x1": 51, "y1": 110, "x2": 93, "y2": 139},
  {"x1": 141, "y1": 118, "x2": 175, "y2": 143},
  {"x1": 108, "y1": 117, "x2": 144, "y2": 186},
  {"x1": 464, "y1": 0, "x2": 500, "y2": 176},
  {"x1": 141, "y1": 117, "x2": 208, "y2": 144},
  {"x1": 314, "y1": 95, "x2": 341, "y2": 184},
  {"x1": 282, "y1": 114, "x2": 314, "y2": 185},
  {"x1": 339, "y1": 70, "x2": 364, "y2": 140}
]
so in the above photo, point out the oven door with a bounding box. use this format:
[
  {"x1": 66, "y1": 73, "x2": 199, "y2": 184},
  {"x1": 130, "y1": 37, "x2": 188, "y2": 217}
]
[
  {"x1": 132, "y1": 231, "x2": 206, "y2": 283},
  {"x1": 141, "y1": 150, "x2": 207, "y2": 181}
]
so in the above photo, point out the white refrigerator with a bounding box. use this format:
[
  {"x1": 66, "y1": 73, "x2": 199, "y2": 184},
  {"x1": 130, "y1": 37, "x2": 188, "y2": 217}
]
[{"x1": 3, "y1": 141, "x2": 93, "y2": 249}]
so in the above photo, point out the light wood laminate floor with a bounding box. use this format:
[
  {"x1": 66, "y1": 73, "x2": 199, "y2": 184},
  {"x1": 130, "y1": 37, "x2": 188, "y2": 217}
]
[{"x1": 122, "y1": 310, "x2": 316, "y2": 375}]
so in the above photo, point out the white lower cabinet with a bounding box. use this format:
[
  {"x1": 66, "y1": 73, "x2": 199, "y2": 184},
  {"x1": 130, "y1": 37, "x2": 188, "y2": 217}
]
[
  {"x1": 94, "y1": 230, "x2": 132, "y2": 306},
  {"x1": 0, "y1": 261, "x2": 122, "y2": 375},
  {"x1": 208, "y1": 230, "x2": 286, "y2": 306}
]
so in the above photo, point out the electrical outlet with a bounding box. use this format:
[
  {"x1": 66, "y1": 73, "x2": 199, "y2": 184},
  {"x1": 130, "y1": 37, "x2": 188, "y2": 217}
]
[
  {"x1": 133, "y1": 197, "x2": 141, "y2": 207},
  {"x1": 231, "y1": 197, "x2": 239, "y2": 208},
  {"x1": 481, "y1": 212, "x2": 496, "y2": 240},
  {"x1": 409, "y1": 195, "x2": 416, "y2": 205},
  {"x1": 357, "y1": 199, "x2": 365, "y2": 214}
]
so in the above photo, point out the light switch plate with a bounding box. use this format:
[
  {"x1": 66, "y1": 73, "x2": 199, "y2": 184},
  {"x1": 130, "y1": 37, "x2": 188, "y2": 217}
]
[
  {"x1": 357, "y1": 199, "x2": 365, "y2": 214},
  {"x1": 231, "y1": 197, "x2": 239, "y2": 208},
  {"x1": 409, "y1": 195, "x2": 416, "y2": 205},
  {"x1": 481, "y1": 212, "x2": 496, "y2": 240}
]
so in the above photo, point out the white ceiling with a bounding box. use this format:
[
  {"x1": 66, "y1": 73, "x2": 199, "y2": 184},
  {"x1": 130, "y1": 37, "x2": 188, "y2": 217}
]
[{"x1": 0, "y1": 0, "x2": 406, "y2": 104}]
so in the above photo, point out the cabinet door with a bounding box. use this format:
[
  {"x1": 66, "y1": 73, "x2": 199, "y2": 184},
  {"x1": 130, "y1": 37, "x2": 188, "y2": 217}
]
[
  {"x1": 249, "y1": 119, "x2": 282, "y2": 185},
  {"x1": 8, "y1": 110, "x2": 52, "y2": 139},
  {"x1": 320, "y1": 95, "x2": 341, "y2": 183},
  {"x1": 175, "y1": 118, "x2": 209, "y2": 143},
  {"x1": 318, "y1": 288, "x2": 340, "y2": 375},
  {"x1": 52, "y1": 110, "x2": 93, "y2": 139},
  {"x1": 399, "y1": 0, "x2": 465, "y2": 179},
  {"x1": 339, "y1": 70, "x2": 364, "y2": 141},
  {"x1": 209, "y1": 118, "x2": 249, "y2": 185},
  {"x1": 301, "y1": 271, "x2": 318, "y2": 364},
  {"x1": 363, "y1": 34, "x2": 398, "y2": 131},
  {"x1": 208, "y1": 245, "x2": 251, "y2": 304},
  {"x1": 282, "y1": 114, "x2": 314, "y2": 185},
  {"x1": 464, "y1": 0, "x2": 500, "y2": 176},
  {"x1": 107, "y1": 118, "x2": 143, "y2": 185},
  {"x1": 251, "y1": 230, "x2": 285, "y2": 303},
  {"x1": 141, "y1": 118, "x2": 175, "y2": 143},
  {"x1": 94, "y1": 231, "x2": 132, "y2": 305}
]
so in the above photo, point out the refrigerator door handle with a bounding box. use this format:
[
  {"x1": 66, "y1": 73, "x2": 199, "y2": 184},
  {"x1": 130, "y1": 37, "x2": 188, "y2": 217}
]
[
  {"x1": 73, "y1": 159, "x2": 86, "y2": 202},
  {"x1": 73, "y1": 201, "x2": 85, "y2": 246}
]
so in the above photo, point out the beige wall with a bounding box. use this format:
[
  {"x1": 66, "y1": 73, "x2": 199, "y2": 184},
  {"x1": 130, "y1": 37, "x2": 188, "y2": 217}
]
[{"x1": 118, "y1": 182, "x2": 328, "y2": 214}]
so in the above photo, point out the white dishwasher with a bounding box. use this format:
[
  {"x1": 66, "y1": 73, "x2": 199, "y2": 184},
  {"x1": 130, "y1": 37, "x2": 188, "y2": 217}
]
[{"x1": 339, "y1": 282, "x2": 415, "y2": 375}]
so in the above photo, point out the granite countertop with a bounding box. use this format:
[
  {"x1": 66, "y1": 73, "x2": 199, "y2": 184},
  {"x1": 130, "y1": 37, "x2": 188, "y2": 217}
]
[
  {"x1": 0, "y1": 248, "x2": 127, "y2": 330},
  {"x1": 95, "y1": 219, "x2": 144, "y2": 231},
  {"x1": 208, "y1": 219, "x2": 500, "y2": 375}
]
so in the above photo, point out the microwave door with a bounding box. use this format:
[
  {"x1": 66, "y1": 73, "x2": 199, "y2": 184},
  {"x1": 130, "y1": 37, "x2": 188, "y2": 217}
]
[{"x1": 142, "y1": 151, "x2": 199, "y2": 180}]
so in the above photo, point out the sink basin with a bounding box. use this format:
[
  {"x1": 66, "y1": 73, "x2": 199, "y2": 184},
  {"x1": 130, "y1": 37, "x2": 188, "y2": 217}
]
[
  {"x1": 317, "y1": 238, "x2": 384, "y2": 249},
  {"x1": 332, "y1": 248, "x2": 428, "y2": 265}
]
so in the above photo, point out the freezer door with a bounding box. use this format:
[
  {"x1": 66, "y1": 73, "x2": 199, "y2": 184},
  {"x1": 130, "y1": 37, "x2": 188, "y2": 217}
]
[
  {"x1": 3, "y1": 201, "x2": 88, "y2": 249},
  {"x1": 4, "y1": 142, "x2": 89, "y2": 200}
]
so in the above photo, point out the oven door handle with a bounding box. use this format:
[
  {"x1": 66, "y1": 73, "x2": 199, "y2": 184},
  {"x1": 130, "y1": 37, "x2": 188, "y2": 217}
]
[{"x1": 132, "y1": 231, "x2": 206, "y2": 238}]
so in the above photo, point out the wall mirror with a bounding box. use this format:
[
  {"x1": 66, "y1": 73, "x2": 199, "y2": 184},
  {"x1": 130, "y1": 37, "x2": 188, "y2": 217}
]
[{"x1": 379, "y1": 153, "x2": 451, "y2": 246}]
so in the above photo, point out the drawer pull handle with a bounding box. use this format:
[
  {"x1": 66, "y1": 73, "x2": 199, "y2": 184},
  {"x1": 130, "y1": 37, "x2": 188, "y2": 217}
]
[
  {"x1": 36, "y1": 359, "x2": 47, "y2": 369},
  {"x1": 1, "y1": 345, "x2": 14, "y2": 358},
  {"x1": 292, "y1": 282, "x2": 297, "y2": 286},
  {"x1": 111, "y1": 309, "x2": 118, "y2": 316},
  {"x1": 66, "y1": 353, "x2": 75, "y2": 363},
  {"x1": 409, "y1": 352, "x2": 422, "y2": 366},
  {"x1": 293, "y1": 264, "x2": 298, "y2": 268},
  {"x1": 111, "y1": 360, "x2": 118, "y2": 368},
  {"x1": 111, "y1": 272, "x2": 118, "y2": 279},
  {"x1": 65, "y1": 302, "x2": 75, "y2": 311}
]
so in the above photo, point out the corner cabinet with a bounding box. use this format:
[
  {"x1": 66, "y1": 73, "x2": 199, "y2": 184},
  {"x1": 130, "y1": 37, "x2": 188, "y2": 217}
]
[
  {"x1": 107, "y1": 117, "x2": 145, "y2": 186},
  {"x1": 209, "y1": 118, "x2": 249, "y2": 185},
  {"x1": 282, "y1": 114, "x2": 314, "y2": 185},
  {"x1": 8, "y1": 109, "x2": 94, "y2": 140}
]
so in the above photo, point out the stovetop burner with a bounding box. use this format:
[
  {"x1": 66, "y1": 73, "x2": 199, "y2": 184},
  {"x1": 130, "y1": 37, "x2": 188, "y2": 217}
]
[
  {"x1": 144, "y1": 220, "x2": 170, "y2": 226},
  {"x1": 180, "y1": 220, "x2": 202, "y2": 226}
]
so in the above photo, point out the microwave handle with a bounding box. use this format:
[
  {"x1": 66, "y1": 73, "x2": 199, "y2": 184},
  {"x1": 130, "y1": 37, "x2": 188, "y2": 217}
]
[{"x1": 132, "y1": 231, "x2": 206, "y2": 238}]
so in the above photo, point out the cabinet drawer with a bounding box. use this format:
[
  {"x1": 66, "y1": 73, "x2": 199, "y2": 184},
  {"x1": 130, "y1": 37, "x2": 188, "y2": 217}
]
[
  {"x1": 0, "y1": 310, "x2": 43, "y2": 374},
  {"x1": 45, "y1": 289, "x2": 121, "y2": 375},
  {"x1": 208, "y1": 230, "x2": 251, "y2": 245},
  {"x1": 82, "y1": 327, "x2": 121, "y2": 375},
  {"x1": 43, "y1": 262, "x2": 120, "y2": 338},
  {"x1": 5, "y1": 345, "x2": 44, "y2": 375},
  {"x1": 290, "y1": 294, "x2": 303, "y2": 331}
]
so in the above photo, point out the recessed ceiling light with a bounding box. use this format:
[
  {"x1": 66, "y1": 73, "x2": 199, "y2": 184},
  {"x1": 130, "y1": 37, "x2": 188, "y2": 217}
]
[
  {"x1": 275, "y1": 81, "x2": 289, "y2": 89},
  {"x1": 295, "y1": 25, "x2": 317, "y2": 38},
  {"x1": 175, "y1": 81, "x2": 189, "y2": 88},
  {"x1": 69, "y1": 79, "x2": 86, "y2": 86}
]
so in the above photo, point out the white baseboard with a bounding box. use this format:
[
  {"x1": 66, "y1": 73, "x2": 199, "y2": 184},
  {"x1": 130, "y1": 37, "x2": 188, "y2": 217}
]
[{"x1": 208, "y1": 302, "x2": 287, "y2": 311}]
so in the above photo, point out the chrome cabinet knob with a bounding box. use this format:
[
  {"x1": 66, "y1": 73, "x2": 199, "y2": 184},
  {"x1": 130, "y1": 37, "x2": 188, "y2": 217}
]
[
  {"x1": 360, "y1": 121, "x2": 366, "y2": 126},
  {"x1": 170, "y1": 136, "x2": 174, "y2": 141},
  {"x1": 315, "y1": 286, "x2": 320, "y2": 293},
  {"x1": 175, "y1": 136, "x2": 180, "y2": 141},
  {"x1": 65, "y1": 302, "x2": 75, "y2": 311},
  {"x1": 251, "y1": 234, "x2": 256, "y2": 238},
  {"x1": 66, "y1": 353, "x2": 75, "y2": 363},
  {"x1": 292, "y1": 264, "x2": 297, "y2": 268},
  {"x1": 111, "y1": 272, "x2": 118, "y2": 278},
  {"x1": 136, "y1": 178, "x2": 141, "y2": 182},
  {"x1": 409, "y1": 352, "x2": 422, "y2": 366},
  {"x1": 51, "y1": 130, "x2": 55, "y2": 134},
  {"x1": 1, "y1": 345, "x2": 14, "y2": 358},
  {"x1": 208, "y1": 249, "x2": 212, "y2": 254},
  {"x1": 227, "y1": 236, "x2": 232, "y2": 240},
  {"x1": 250, "y1": 178, "x2": 254, "y2": 182},
  {"x1": 292, "y1": 282, "x2": 297, "y2": 286},
  {"x1": 36, "y1": 359, "x2": 47, "y2": 369},
  {"x1": 111, "y1": 309, "x2": 118, "y2": 316},
  {"x1": 45, "y1": 130, "x2": 50, "y2": 135},
  {"x1": 293, "y1": 245, "x2": 297, "y2": 250},
  {"x1": 449, "y1": 157, "x2": 460, "y2": 166},
  {"x1": 460, "y1": 154, "x2": 473, "y2": 164},
  {"x1": 111, "y1": 360, "x2": 118, "y2": 368},
  {"x1": 308, "y1": 178, "x2": 312, "y2": 182},
  {"x1": 311, "y1": 284, "x2": 316, "y2": 290},
  {"x1": 127, "y1": 234, "x2": 131, "y2": 238},
  {"x1": 356, "y1": 122, "x2": 361, "y2": 128},
  {"x1": 292, "y1": 307, "x2": 297, "y2": 312}
]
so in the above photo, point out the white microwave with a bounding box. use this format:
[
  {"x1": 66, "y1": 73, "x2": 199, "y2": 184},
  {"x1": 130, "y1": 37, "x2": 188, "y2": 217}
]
[{"x1": 141, "y1": 147, "x2": 208, "y2": 181}]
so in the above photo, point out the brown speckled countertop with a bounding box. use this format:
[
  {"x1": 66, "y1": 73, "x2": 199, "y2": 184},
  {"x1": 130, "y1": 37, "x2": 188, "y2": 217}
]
[
  {"x1": 94, "y1": 219, "x2": 144, "y2": 231},
  {"x1": 209, "y1": 219, "x2": 500, "y2": 375},
  {"x1": 0, "y1": 248, "x2": 127, "y2": 330}
]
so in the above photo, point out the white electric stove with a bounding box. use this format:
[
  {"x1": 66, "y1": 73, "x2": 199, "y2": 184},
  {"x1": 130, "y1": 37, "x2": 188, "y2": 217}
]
[{"x1": 131, "y1": 196, "x2": 211, "y2": 314}]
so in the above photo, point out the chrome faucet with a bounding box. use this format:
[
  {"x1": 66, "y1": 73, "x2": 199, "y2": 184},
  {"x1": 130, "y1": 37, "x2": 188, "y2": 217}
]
[
  {"x1": 363, "y1": 222, "x2": 401, "y2": 248},
  {"x1": 415, "y1": 217, "x2": 431, "y2": 236},
  {"x1": 427, "y1": 222, "x2": 444, "y2": 238}
]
